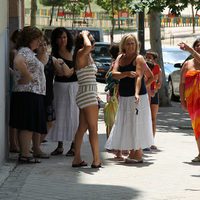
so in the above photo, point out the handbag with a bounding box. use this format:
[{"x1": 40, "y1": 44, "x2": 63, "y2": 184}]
[{"x1": 104, "y1": 86, "x2": 118, "y2": 138}]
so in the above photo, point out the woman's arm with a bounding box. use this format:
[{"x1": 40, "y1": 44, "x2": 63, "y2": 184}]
[
  {"x1": 53, "y1": 57, "x2": 74, "y2": 77},
  {"x1": 14, "y1": 54, "x2": 33, "y2": 84},
  {"x1": 156, "y1": 68, "x2": 162, "y2": 89},
  {"x1": 76, "y1": 31, "x2": 93, "y2": 69},
  {"x1": 144, "y1": 63, "x2": 154, "y2": 87},
  {"x1": 135, "y1": 55, "x2": 146, "y2": 103},
  {"x1": 178, "y1": 42, "x2": 200, "y2": 63},
  {"x1": 179, "y1": 61, "x2": 188, "y2": 111},
  {"x1": 112, "y1": 54, "x2": 138, "y2": 80}
]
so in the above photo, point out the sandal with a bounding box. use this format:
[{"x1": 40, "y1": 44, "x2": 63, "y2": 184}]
[
  {"x1": 18, "y1": 156, "x2": 41, "y2": 164},
  {"x1": 66, "y1": 149, "x2": 75, "y2": 157},
  {"x1": 72, "y1": 160, "x2": 88, "y2": 168},
  {"x1": 50, "y1": 148, "x2": 63, "y2": 156},
  {"x1": 192, "y1": 155, "x2": 200, "y2": 162},
  {"x1": 125, "y1": 157, "x2": 143, "y2": 164},
  {"x1": 91, "y1": 163, "x2": 102, "y2": 168},
  {"x1": 33, "y1": 152, "x2": 50, "y2": 159}
]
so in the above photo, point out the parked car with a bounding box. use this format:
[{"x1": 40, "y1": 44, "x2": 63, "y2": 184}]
[
  {"x1": 92, "y1": 42, "x2": 112, "y2": 82},
  {"x1": 162, "y1": 46, "x2": 190, "y2": 81},
  {"x1": 42, "y1": 26, "x2": 104, "y2": 42},
  {"x1": 167, "y1": 55, "x2": 192, "y2": 101}
]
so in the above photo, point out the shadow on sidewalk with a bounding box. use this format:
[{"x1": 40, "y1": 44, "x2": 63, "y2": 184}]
[{"x1": 157, "y1": 101, "x2": 193, "y2": 135}]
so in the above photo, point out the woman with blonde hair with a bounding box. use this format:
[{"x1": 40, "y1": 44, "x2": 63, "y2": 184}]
[{"x1": 105, "y1": 34, "x2": 153, "y2": 163}]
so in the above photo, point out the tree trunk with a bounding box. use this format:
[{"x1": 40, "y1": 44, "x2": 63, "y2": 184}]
[
  {"x1": 191, "y1": 3, "x2": 195, "y2": 34},
  {"x1": 31, "y1": 0, "x2": 37, "y2": 26},
  {"x1": 117, "y1": 5, "x2": 120, "y2": 29},
  {"x1": 49, "y1": 5, "x2": 55, "y2": 26},
  {"x1": 149, "y1": 10, "x2": 170, "y2": 106},
  {"x1": 110, "y1": 0, "x2": 115, "y2": 43}
]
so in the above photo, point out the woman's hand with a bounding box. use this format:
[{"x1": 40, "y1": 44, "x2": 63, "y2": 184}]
[
  {"x1": 80, "y1": 30, "x2": 90, "y2": 37},
  {"x1": 178, "y1": 42, "x2": 192, "y2": 52},
  {"x1": 126, "y1": 71, "x2": 138, "y2": 78},
  {"x1": 135, "y1": 94, "x2": 140, "y2": 104}
]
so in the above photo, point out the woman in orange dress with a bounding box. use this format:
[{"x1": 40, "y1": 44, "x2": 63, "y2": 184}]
[{"x1": 179, "y1": 39, "x2": 200, "y2": 162}]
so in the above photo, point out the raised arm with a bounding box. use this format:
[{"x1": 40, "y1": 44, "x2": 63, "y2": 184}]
[{"x1": 178, "y1": 42, "x2": 200, "y2": 63}]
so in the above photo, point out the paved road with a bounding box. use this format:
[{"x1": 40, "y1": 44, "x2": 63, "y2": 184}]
[
  {"x1": 104, "y1": 26, "x2": 200, "y2": 47},
  {"x1": 0, "y1": 82, "x2": 200, "y2": 200}
]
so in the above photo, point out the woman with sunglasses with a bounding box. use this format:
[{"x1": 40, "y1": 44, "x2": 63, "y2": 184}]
[{"x1": 72, "y1": 30, "x2": 101, "y2": 168}]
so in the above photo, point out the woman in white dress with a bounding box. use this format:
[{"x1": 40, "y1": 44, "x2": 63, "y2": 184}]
[
  {"x1": 47, "y1": 27, "x2": 78, "y2": 156},
  {"x1": 105, "y1": 34, "x2": 154, "y2": 163}
]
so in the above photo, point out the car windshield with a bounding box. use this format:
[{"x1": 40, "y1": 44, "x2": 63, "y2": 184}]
[
  {"x1": 163, "y1": 49, "x2": 190, "y2": 64},
  {"x1": 92, "y1": 44, "x2": 110, "y2": 58}
]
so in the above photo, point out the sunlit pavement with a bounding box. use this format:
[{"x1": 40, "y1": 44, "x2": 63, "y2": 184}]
[{"x1": 0, "y1": 82, "x2": 199, "y2": 200}]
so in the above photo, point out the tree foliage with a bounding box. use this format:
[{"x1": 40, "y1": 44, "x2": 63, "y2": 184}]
[
  {"x1": 129, "y1": 0, "x2": 188, "y2": 15},
  {"x1": 39, "y1": 0, "x2": 68, "y2": 6},
  {"x1": 128, "y1": 0, "x2": 191, "y2": 106}
]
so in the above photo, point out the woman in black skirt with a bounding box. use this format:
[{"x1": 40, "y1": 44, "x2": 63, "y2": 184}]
[{"x1": 9, "y1": 26, "x2": 47, "y2": 163}]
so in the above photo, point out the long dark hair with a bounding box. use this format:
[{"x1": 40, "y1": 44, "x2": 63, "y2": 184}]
[
  {"x1": 51, "y1": 27, "x2": 73, "y2": 57},
  {"x1": 72, "y1": 34, "x2": 84, "y2": 68}
]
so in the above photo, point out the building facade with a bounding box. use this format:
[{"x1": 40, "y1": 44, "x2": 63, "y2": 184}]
[
  {"x1": 0, "y1": 0, "x2": 23, "y2": 166},
  {"x1": 0, "y1": 0, "x2": 9, "y2": 166}
]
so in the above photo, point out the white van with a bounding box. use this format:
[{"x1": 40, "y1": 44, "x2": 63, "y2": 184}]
[{"x1": 42, "y1": 26, "x2": 104, "y2": 42}]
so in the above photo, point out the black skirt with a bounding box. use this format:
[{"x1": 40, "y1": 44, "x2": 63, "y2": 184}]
[{"x1": 10, "y1": 92, "x2": 47, "y2": 134}]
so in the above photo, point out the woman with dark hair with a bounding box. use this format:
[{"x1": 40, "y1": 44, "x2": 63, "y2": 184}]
[
  {"x1": 145, "y1": 51, "x2": 162, "y2": 150},
  {"x1": 179, "y1": 38, "x2": 200, "y2": 162},
  {"x1": 36, "y1": 36, "x2": 73, "y2": 157},
  {"x1": 10, "y1": 26, "x2": 46, "y2": 163},
  {"x1": 9, "y1": 29, "x2": 21, "y2": 153},
  {"x1": 72, "y1": 30, "x2": 101, "y2": 168},
  {"x1": 47, "y1": 27, "x2": 78, "y2": 156}
]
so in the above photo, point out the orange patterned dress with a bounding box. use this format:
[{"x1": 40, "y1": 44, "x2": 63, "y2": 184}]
[{"x1": 185, "y1": 70, "x2": 200, "y2": 139}]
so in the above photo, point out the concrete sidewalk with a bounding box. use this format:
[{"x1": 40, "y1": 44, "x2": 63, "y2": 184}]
[{"x1": 0, "y1": 83, "x2": 200, "y2": 200}]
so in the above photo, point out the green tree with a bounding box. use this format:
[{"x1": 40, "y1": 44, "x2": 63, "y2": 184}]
[
  {"x1": 96, "y1": 0, "x2": 132, "y2": 43},
  {"x1": 40, "y1": 0, "x2": 86, "y2": 26},
  {"x1": 129, "y1": 0, "x2": 188, "y2": 106}
]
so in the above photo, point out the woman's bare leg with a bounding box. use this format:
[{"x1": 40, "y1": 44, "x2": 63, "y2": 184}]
[
  {"x1": 18, "y1": 130, "x2": 33, "y2": 157},
  {"x1": 196, "y1": 137, "x2": 200, "y2": 155},
  {"x1": 72, "y1": 109, "x2": 88, "y2": 164},
  {"x1": 32, "y1": 133, "x2": 43, "y2": 154},
  {"x1": 9, "y1": 127, "x2": 19, "y2": 152},
  {"x1": 83, "y1": 105, "x2": 101, "y2": 166},
  {"x1": 150, "y1": 104, "x2": 159, "y2": 137},
  {"x1": 40, "y1": 121, "x2": 54, "y2": 143}
]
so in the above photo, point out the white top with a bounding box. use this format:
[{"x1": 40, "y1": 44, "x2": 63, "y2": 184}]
[{"x1": 13, "y1": 47, "x2": 46, "y2": 95}]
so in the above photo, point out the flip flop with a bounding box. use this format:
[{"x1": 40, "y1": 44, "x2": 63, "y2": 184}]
[
  {"x1": 72, "y1": 161, "x2": 88, "y2": 168},
  {"x1": 125, "y1": 158, "x2": 143, "y2": 164},
  {"x1": 91, "y1": 163, "x2": 102, "y2": 168},
  {"x1": 18, "y1": 156, "x2": 41, "y2": 164}
]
